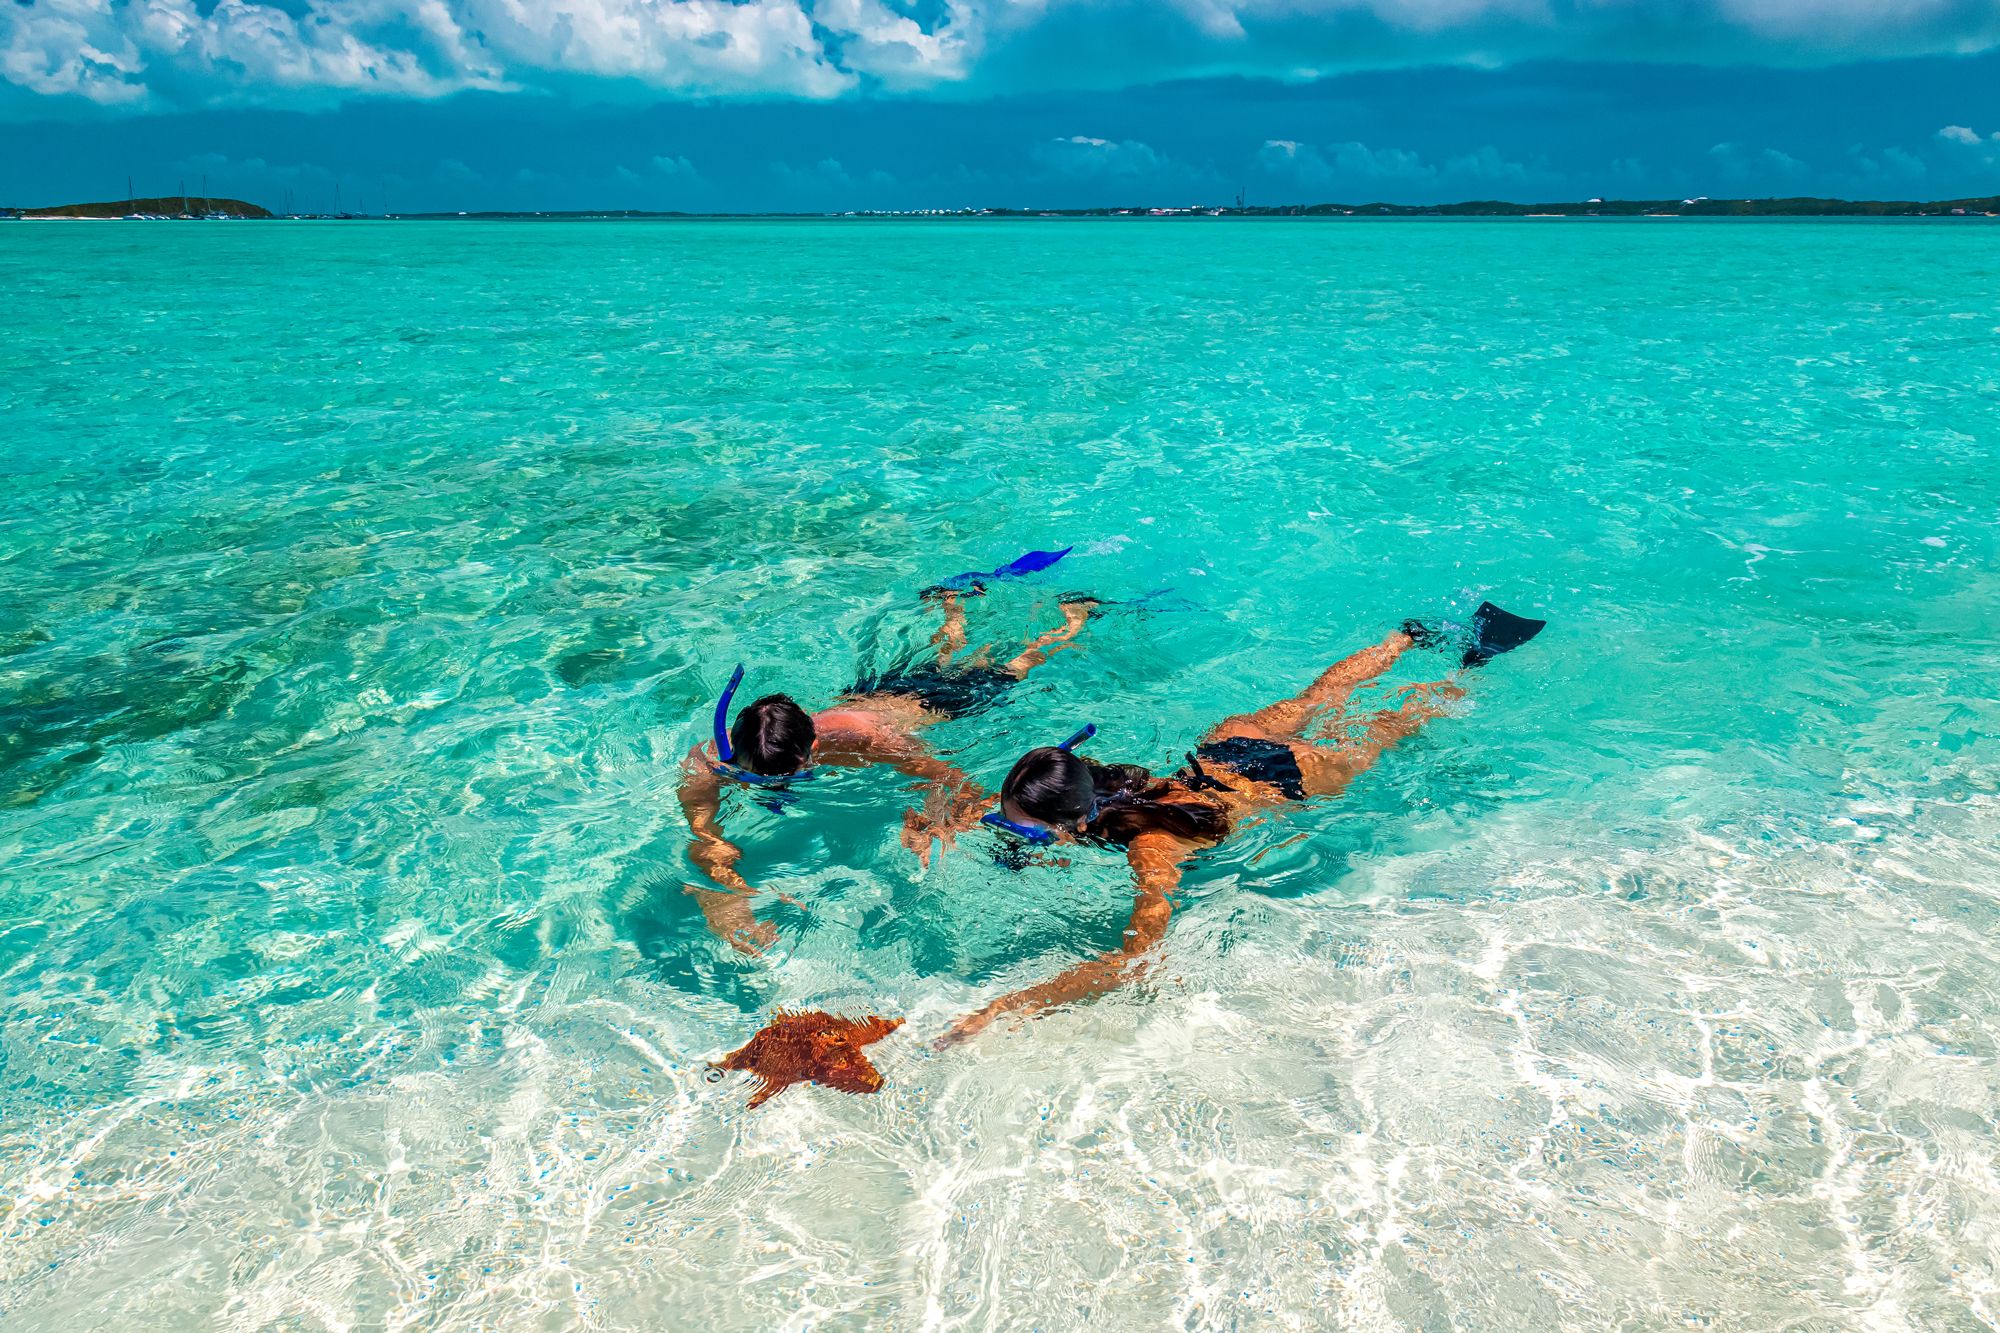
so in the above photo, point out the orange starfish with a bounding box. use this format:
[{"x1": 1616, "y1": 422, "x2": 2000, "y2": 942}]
[{"x1": 712, "y1": 1009, "x2": 903, "y2": 1109}]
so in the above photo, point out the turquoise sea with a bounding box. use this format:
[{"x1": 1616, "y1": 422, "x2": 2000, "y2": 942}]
[{"x1": 2, "y1": 218, "x2": 1997, "y2": 1329}]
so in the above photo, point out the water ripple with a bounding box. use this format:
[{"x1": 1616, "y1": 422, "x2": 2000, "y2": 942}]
[{"x1": 1, "y1": 219, "x2": 1997, "y2": 1328}]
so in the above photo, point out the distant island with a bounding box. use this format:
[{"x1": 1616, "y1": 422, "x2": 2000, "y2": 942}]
[
  {"x1": 1, "y1": 195, "x2": 272, "y2": 219},
  {"x1": 932, "y1": 195, "x2": 2000, "y2": 219},
  {"x1": 396, "y1": 195, "x2": 2000, "y2": 219},
  {"x1": 4, "y1": 194, "x2": 1997, "y2": 221}
]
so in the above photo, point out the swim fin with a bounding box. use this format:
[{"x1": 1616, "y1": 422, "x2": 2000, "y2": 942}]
[
  {"x1": 927, "y1": 546, "x2": 1073, "y2": 596},
  {"x1": 992, "y1": 547, "x2": 1072, "y2": 579},
  {"x1": 1461, "y1": 601, "x2": 1545, "y2": 668}
]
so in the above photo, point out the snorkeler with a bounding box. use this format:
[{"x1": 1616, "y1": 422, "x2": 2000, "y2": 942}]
[
  {"x1": 938, "y1": 602, "x2": 1545, "y2": 1046},
  {"x1": 679, "y1": 557, "x2": 1099, "y2": 955}
]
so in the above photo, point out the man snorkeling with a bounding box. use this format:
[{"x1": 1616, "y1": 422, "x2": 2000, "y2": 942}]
[
  {"x1": 939, "y1": 602, "x2": 1545, "y2": 1045},
  {"x1": 679, "y1": 551, "x2": 1098, "y2": 954}
]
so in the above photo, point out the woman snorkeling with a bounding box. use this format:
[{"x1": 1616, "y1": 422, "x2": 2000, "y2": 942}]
[
  {"x1": 938, "y1": 602, "x2": 1544, "y2": 1046},
  {"x1": 679, "y1": 566, "x2": 1098, "y2": 954}
]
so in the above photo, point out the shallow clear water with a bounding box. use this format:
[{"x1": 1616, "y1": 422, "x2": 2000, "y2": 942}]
[{"x1": 2, "y1": 218, "x2": 1997, "y2": 1330}]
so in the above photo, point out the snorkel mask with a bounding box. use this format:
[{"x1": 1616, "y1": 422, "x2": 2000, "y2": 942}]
[
  {"x1": 980, "y1": 724, "x2": 1098, "y2": 845},
  {"x1": 710, "y1": 664, "x2": 819, "y2": 789}
]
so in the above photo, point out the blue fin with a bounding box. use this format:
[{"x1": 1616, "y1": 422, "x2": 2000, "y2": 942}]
[
  {"x1": 928, "y1": 546, "x2": 1073, "y2": 595},
  {"x1": 993, "y1": 547, "x2": 1072, "y2": 578}
]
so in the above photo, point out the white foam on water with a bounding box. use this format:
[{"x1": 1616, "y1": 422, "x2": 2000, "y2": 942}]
[{"x1": 4, "y1": 788, "x2": 1998, "y2": 1330}]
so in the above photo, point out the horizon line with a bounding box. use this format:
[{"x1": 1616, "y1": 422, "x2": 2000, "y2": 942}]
[{"x1": 9, "y1": 192, "x2": 2000, "y2": 221}]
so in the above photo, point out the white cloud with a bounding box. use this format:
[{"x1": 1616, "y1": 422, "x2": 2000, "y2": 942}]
[
  {"x1": 1707, "y1": 141, "x2": 1810, "y2": 186},
  {"x1": 1932, "y1": 123, "x2": 2000, "y2": 170},
  {"x1": 1258, "y1": 138, "x2": 1435, "y2": 184},
  {"x1": 456, "y1": 0, "x2": 850, "y2": 96},
  {"x1": 0, "y1": 0, "x2": 163, "y2": 103},
  {"x1": 0, "y1": 0, "x2": 513, "y2": 105},
  {"x1": 1037, "y1": 135, "x2": 1166, "y2": 177},
  {"x1": 809, "y1": 0, "x2": 980, "y2": 88},
  {"x1": 6, "y1": 0, "x2": 2000, "y2": 111},
  {"x1": 1443, "y1": 145, "x2": 1527, "y2": 182},
  {"x1": 1337, "y1": 141, "x2": 1431, "y2": 178},
  {"x1": 1259, "y1": 136, "x2": 1549, "y2": 194},
  {"x1": 0, "y1": 0, "x2": 951, "y2": 107},
  {"x1": 1936, "y1": 123, "x2": 2000, "y2": 150},
  {"x1": 1860, "y1": 146, "x2": 1927, "y2": 178},
  {"x1": 1713, "y1": 0, "x2": 1972, "y2": 45},
  {"x1": 774, "y1": 156, "x2": 854, "y2": 185}
]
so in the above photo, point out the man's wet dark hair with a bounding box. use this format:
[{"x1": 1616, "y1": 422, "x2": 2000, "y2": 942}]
[
  {"x1": 999, "y1": 747, "x2": 1230, "y2": 845},
  {"x1": 729, "y1": 694, "x2": 816, "y2": 776}
]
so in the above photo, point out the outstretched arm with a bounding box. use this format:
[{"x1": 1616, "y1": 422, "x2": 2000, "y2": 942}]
[
  {"x1": 677, "y1": 749, "x2": 777, "y2": 955},
  {"x1": 938, "y1": 831, "x2": 1189, "y2": 1046}
]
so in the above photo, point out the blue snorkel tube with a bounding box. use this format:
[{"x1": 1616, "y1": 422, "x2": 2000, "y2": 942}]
[
  {"x1": 711, "y1": 664, "x2": 818, "y2": 788},
  {"x1": 980, "y1": 724, "x2": 1097, "y2": 845}
]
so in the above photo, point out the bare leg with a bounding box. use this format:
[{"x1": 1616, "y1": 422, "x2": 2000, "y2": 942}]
[
  {"x1": 1001, "y1": 598, "x2": 1098, "y2": 679},
  {"x1": 1204, "y1": 629, "x2": 1416, "y2": 743},
  {"x1": 928, "y1": 591, "x2": 970, "y2": 667},
  {"x1": 1292, "y1": 678, "x2": 1464, "y2": 798}
]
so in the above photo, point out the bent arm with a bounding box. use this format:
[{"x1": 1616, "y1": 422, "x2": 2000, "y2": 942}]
[
  {"x1": 677, "y1": 751, "x2": 774, "y2": 955},
  {"x1": 939, "y1": 832, "x2": 1188, "y2": 1045},
  {"x1": 832, "y1": 728, "x2": 983, "y2": 795},
  {"x1": 822, "y1": 728, "x2": 992, "y2": 856}
]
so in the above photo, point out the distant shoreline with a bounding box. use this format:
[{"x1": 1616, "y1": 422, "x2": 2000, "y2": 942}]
[
  {"x1": 0, "y1": 195, "x2": 272, "y2": 220},
  {"x1": 5, "y1": 194, "x2": 1998, "y2": 222}
]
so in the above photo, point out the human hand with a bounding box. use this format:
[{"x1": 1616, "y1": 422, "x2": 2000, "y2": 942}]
[
  {"x1": 934, "y1": 1005, "x2": 998, "y2": 1050},
  {"x1": 901, "y1": 806, "x2": 941, "y2": 867},
  {"x1": 725, "y1": 918, "x2": 779, "y2": 956},
  {"x1": 901, "y1": 786, "x2": 987, "y2": 867}
]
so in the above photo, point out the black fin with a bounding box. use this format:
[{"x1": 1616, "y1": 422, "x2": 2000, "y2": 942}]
[{"x1": 1461, "y1": 602, "x2": 1545, "y2": 668}]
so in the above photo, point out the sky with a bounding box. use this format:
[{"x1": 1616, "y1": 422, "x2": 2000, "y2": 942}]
[{"x1": 2, "y1": 1, "x2": 1998, "y2": 211}]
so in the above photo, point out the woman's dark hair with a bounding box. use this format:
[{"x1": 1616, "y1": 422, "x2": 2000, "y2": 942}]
[
  {"x1": 999, "y1": 747, "x2": 1229, "y2": 845},
  {"x1": 730, "y1": 694, "x2": 815, "y2": 775},
  {"x1": 999, "y1": 747, "x2": 1098, "y2": 825}
]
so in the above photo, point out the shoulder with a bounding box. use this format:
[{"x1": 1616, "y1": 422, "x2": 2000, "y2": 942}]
[{"x1": 811, "y1": 707, "x2": 908, "y2": 756}]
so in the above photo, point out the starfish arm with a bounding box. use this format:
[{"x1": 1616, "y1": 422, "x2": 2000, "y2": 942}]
[{"x1": 816, "y1": 1056, "x2": 887, "y2": 1096}]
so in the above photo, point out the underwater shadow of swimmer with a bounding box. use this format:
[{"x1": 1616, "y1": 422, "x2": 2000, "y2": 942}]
[{"x1": 613, "y1": 868, "x2": 781, "y2": 1013}]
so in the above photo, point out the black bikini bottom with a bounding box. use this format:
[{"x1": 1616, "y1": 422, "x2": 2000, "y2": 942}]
[
  {"x1": 1186, "y1": 736, "x2": 1308, "y2": 801},
  {"x1": 847, "y1": 664, "x2": 1018, "y2": 719}
]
